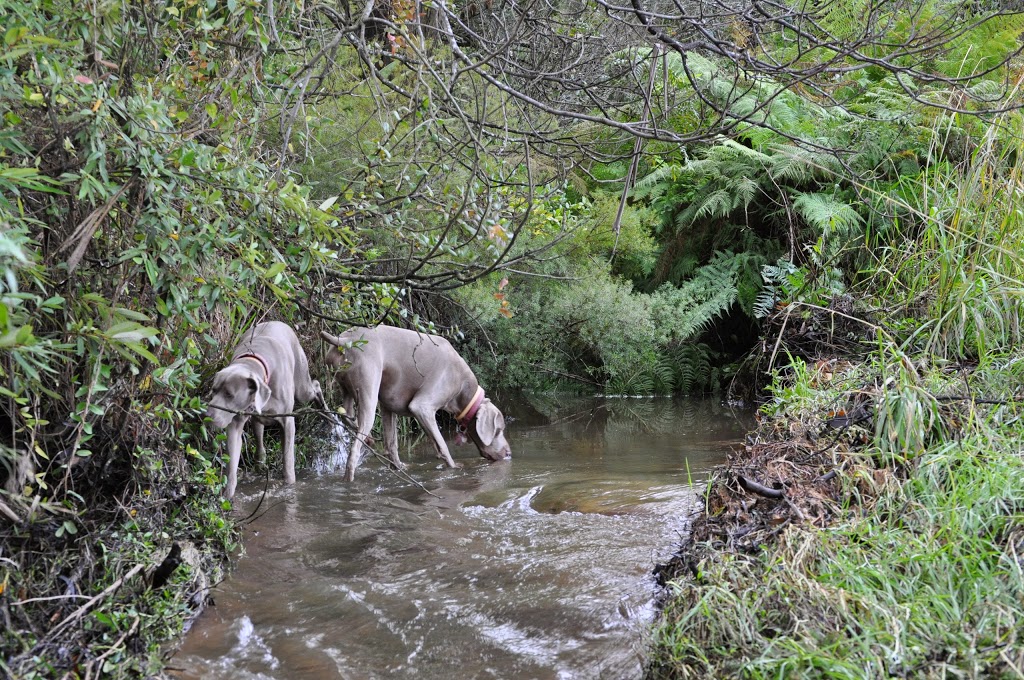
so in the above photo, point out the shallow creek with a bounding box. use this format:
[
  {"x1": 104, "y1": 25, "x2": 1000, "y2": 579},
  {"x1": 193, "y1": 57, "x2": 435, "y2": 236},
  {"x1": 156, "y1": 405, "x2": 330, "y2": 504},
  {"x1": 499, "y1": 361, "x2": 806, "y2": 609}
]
[{"x1": 170, "y1": 396, "x2": 750, "y2": 679}]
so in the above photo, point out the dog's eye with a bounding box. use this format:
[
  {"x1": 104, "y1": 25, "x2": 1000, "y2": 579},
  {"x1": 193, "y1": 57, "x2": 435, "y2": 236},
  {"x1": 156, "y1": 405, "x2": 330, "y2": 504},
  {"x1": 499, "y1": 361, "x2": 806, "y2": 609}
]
[{"x1": 225, "y1": 390, "x2": 233, "y2": 399}]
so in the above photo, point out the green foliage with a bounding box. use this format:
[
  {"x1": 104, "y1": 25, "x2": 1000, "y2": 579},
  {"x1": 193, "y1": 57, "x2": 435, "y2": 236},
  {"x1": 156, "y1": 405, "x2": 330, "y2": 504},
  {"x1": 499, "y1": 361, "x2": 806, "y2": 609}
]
[
  {"x1": 930, "y1": 9, "x2": 1024, "y2": 77},
  {"x1": 669, "y1": 343, "x2": 722, "y2": 395},
  {"x1": 650, "y1": 81, "x2": 1024, "y2": 672},
  {"x1": 0, "y1": 0, "x2": 372, "y2": 676},
  {"x1": 576, "y1": 191, "x2": 660, "y2": 281},
  {"x1": 650, "y1": 251, "x2": 746, "y2": 340},
  {"x1": 622, "y1": 60, "x2": 881, "y2": 344},
  {"x1": 458, "y1": 249, "x2": 746, "y2": 394},
  {"x1": 0, "y1": 0, "x2": 353, "y2": 489},
  {"x1": 460, "y1": 42, "x2": 971, "y2": 395}
]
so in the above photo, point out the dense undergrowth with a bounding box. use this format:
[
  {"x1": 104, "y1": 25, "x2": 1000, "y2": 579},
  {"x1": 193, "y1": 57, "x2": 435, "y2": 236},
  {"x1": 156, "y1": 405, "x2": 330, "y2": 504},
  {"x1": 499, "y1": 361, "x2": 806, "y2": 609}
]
[{"x1": 646, "y1": 122, "x2": 1024, "y2": 677}]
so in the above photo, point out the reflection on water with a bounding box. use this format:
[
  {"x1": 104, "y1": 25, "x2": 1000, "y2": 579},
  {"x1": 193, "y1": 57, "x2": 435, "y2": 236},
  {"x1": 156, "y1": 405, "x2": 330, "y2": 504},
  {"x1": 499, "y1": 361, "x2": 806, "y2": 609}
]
[{"x1": 170, "y1": 396, "x2": 750, "y2": 680}]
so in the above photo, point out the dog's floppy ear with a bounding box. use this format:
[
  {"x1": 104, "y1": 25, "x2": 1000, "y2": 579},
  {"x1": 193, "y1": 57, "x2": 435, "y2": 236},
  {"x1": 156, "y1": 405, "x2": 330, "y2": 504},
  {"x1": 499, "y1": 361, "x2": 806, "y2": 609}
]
[
  {"x1": 474, "y1": 401, "x2": 501, "y2": 447},
  {"x1": 249, "y1": 376, "x2": 272, "y2": 414}
]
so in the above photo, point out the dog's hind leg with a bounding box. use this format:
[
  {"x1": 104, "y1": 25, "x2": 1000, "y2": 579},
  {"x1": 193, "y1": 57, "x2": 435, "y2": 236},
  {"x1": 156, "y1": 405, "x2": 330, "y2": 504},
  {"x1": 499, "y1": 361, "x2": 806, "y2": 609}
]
[
  {"x1": 253, "y1": 420, "x2": 266, "y2": 466},
  {"x1": 345, "y1": 380, "x2": 380, "y2": 482},
  {"x1": 381, "y1": 410, "x2": 406, "y2": 470}
]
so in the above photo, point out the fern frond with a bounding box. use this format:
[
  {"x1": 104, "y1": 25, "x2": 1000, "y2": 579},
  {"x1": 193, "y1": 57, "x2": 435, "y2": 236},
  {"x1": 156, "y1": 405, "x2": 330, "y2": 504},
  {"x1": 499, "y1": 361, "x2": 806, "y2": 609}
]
[
  {"x1": 731, "y1": 175, "x2": 760, "y2": 207},
  {"x1": 651, "y1": 252, "x2": 743, "y2": 343},
  {"x1": 633, "y1": 163, "x2": 680, "y2": 191},
  {"x1": 793, "y1": 192, "x2": 863, "y2": 237},
  {"x1": 818, "y1": 0, "x2": 869, "y2": 40},
  {"x1": 770, "y1": 146, "x2": 840, "y2": 182},
  {"x1": 693, "y1": 188, "x2": 737, "y2": 222},
  {"x1": 682, "y1": 52, "x2": 718, "y2": 83},
  {"x1": 719, "y1": 138, "x2": 773, "y2": 163},
  {"x1": 753, "y1": 287, "x2": 777, "y2": 319},
  {"x1": 651, "y1": 354, "x2": 676, "y2": 393}
]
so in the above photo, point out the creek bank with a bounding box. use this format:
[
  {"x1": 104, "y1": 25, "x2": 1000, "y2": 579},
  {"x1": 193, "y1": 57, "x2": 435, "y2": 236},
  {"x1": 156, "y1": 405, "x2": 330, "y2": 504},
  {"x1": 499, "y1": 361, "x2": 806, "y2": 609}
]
[
  {"x1": 649, "y1": 305, "x2": 881, "y2": 598},
  {"x1": 0, "y1": 445, "x2": 237, "y2": 680},
  {"x1": 644, "y1": 347, "x2": 1024, "y2": 677},
  {"x1": 651, "y1": 368, "x2": 884, "y2": 588}
]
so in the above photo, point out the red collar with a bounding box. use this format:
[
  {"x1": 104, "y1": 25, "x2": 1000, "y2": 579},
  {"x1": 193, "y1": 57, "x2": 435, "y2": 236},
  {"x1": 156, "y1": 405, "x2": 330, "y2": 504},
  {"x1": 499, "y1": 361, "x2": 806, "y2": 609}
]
[
  {"x1": 456, "y1": 386, "x2": 485, "y2": 426},
  {"x1": 236, "y1": 353, "x2": 270, "y2": 384}
]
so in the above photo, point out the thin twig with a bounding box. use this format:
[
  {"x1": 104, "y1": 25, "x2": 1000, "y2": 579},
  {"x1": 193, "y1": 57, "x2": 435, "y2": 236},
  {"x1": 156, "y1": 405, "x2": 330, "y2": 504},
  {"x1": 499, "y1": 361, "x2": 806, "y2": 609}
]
[{"x1": 11, "y1": 594, "x2": 92, "y2": 606}]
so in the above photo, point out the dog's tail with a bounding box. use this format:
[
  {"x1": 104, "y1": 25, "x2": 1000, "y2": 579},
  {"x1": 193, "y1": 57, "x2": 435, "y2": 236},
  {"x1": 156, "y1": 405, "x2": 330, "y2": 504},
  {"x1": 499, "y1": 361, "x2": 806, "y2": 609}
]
[{"x1": 320, "y1": 330, "x2": 343, "y2": 346}]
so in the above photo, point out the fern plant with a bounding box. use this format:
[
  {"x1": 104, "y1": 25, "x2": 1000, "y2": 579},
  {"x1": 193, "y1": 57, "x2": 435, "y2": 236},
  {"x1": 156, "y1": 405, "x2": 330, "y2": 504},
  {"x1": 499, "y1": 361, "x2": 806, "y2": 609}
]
[{"x1": 670, "y1": 343, "x2": 721, "y2": 395}]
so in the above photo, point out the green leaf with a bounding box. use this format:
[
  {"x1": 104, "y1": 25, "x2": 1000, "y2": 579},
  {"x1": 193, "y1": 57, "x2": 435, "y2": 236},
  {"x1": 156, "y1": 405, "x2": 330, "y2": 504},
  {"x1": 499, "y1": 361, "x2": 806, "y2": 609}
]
[
  {"x1": 120, "y1": 342, "x2": 159, "y2": 364},
  {"x1": 144, "y1": 257, "x2": 158, "y2": 287},
  {"x1": 15, "y1": 324, "x2": 34, "y2": 344},
  {"x1": 4, "y1": 26, "x2": 29, "y2": 46},
  {"x1": 93, "y1": 611, "x2": 115, "y2": 629},
  {"x1": 113, "y1": 307, "x2": 152, "y2": 323},
  {"x1": 107, "y1": 321, "x2": 159, "y2": 343}
]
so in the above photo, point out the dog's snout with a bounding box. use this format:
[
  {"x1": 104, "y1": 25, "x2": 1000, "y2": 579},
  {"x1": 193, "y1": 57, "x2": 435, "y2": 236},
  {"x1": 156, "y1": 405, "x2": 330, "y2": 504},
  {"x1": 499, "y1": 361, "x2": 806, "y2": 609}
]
[
  {"x1": 483, "y1": 447, "x2": 511, "y2": 461},
  {"x1": 205, "y1": 401, "x2": 236, "y2": 429}
]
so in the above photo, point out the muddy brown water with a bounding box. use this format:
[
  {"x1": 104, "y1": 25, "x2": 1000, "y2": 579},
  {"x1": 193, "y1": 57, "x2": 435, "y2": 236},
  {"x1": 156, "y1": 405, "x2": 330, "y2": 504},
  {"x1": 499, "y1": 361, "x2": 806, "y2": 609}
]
[{"x1": 170, "y1": 396, "x2": 751, "y2": 680}]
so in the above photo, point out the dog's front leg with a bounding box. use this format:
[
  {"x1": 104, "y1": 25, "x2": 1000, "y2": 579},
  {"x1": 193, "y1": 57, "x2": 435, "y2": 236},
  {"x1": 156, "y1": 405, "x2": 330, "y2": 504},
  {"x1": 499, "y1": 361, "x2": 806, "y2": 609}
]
[
  {"x1": 409, "y1": 399, "x2": 460, "y2": 469},
  {"x1": 225, "y1": 419, "x2": 245, "y2": 499},
  {"x1": 282, "y1": 416, "x2": 296, "y2": 484}
]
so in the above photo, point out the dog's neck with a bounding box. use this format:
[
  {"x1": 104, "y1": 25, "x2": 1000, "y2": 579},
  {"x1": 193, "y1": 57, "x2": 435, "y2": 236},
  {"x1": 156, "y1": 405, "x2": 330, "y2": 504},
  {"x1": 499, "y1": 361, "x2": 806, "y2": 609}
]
[
  {"x1": 455, "y1": 385, "x2": 485, "y2": 425},
  {"x1": 235, "y1": 353, "x2": 271, "y2": 384}
]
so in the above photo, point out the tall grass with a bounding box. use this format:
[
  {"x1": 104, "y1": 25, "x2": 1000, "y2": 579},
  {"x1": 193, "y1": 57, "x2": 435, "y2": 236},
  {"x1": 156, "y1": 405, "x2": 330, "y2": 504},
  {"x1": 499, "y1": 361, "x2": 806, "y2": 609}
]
[{"x1": 875, "y1": 112, "x2": 1024, "y2": 359}]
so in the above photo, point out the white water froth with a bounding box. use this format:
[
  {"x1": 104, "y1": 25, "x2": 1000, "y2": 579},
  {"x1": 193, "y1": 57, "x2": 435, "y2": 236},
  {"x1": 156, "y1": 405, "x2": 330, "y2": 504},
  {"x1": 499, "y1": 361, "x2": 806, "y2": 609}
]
[
  {"x1": 313, "y1": 417, "x2": 350, "y2": 474},
  {"x1": 493, "y1": 485, "x2": 542, "y2": 514},
  {"x1": 233, "y1": 615, "x2": 279, "y2": 671}
]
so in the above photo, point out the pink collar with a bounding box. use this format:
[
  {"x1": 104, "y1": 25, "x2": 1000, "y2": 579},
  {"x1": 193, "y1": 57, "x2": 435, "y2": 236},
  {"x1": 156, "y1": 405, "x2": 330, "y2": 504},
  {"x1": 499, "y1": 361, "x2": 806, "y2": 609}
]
[
  {"x1": 236, "y1": 353, "x2": 270, "y2": 384},
  {"x1": 456, "y1": 386, "x2": 485, "y2": 426}
]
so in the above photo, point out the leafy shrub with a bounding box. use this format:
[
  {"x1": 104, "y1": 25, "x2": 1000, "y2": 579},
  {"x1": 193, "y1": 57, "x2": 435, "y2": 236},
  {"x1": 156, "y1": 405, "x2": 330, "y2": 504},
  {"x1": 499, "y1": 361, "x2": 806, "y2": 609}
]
[{"x1": 0, "y1": 2, "x2": 366, "y2": 675}]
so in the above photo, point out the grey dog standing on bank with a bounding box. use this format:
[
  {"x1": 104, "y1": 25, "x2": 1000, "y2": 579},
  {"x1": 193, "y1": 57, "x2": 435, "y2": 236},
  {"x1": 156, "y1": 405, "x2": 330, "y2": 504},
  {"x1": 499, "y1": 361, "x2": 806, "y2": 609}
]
[
  {"x1": 206, "y1": 321, "x2": 324, "y2": 498},
  {"x1": 320, "y1": 325, "x2": 512, "y2": 481}
]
